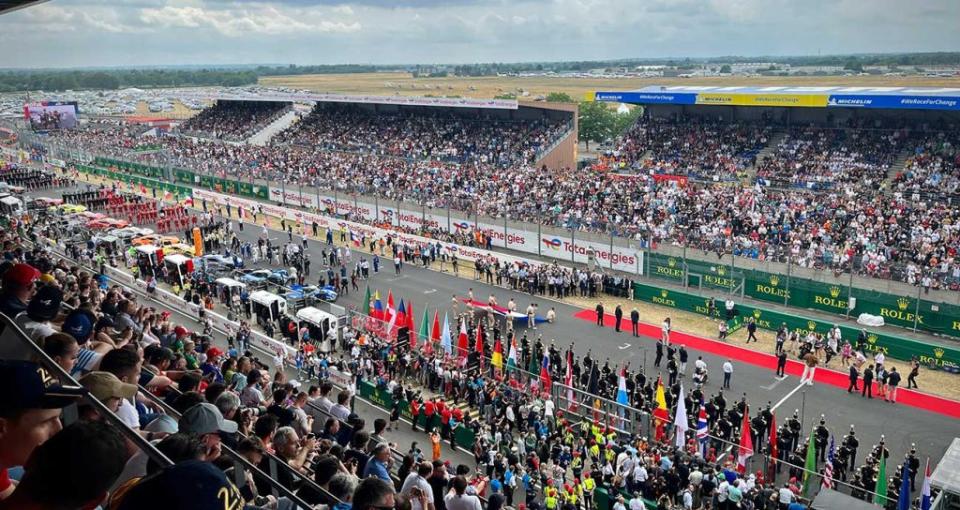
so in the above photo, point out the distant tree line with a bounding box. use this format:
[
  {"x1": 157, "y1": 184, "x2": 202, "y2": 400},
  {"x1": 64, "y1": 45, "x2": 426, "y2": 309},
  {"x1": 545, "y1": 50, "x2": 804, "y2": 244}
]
[{"x1": 1, "y1": 52, "x2": 957, "y2": 92}]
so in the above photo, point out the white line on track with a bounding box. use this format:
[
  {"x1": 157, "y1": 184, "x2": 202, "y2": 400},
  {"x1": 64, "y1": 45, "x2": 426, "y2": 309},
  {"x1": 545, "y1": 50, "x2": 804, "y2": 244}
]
[{"x1": 772, "y1": 380, "x2": 808, "y2": 412}]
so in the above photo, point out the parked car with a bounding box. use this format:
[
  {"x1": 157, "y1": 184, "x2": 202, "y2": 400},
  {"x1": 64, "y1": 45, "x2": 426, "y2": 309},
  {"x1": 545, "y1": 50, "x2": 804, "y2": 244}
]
[
  {"x1": 109, "y1": 226, "x2": 155, "y2": 241},
  {"x1": 285, "y1": 284, "x2": 338, "y2": 302},
  {"x1": 57, "y1": 203, "x2": 87, "y2": 214},
  {"x1": 132, "y1": 234, "x2": 181, "y2": 247},
  {"x1": 202, "y1": 254, "x2": 244, "y2": 269},
  {"x1": 238, "y1": 268, "x2": 291, "y2": 286},
  {"x1": 87, "y1": 218, "x2": 130, "y2": 230}
]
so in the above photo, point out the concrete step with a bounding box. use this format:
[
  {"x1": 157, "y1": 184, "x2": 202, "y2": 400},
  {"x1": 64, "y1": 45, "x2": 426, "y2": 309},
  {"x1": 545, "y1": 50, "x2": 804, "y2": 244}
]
[{"x1": 248, "y1": 109, "x2": 299, "y2": 146}]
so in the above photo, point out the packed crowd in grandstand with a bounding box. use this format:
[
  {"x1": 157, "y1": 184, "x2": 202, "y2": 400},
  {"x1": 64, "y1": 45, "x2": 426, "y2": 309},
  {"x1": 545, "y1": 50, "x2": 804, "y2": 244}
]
[
  {"x1": 40, "y1": 102, "x2": 960, "y2": 291},
  {"x1": 181, "y1": 101, "x2": 291, "y2": 142},
  {"x1": 0, "y1": 179, "x2": 935, "y2": 510}
]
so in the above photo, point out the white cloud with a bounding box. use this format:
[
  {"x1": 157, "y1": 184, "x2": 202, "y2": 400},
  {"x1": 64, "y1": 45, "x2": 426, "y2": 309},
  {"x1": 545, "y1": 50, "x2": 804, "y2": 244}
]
[{"x1": 0, "y1": 0, "x2": 957, "y2": 68}]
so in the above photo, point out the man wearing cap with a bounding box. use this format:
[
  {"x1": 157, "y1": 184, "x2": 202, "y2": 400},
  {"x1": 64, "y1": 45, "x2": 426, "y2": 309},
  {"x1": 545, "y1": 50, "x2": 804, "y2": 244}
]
[
  {"x1": 0, "y1": 360, "x2": 86, "y2": 501},
  {"x1": 0, "y1": 263, "x2": 40, "y2": 318},
  {"x1": 14, "y1": 284, "x2": 63, "y2": 342},
  {"x1": 180, "y1": 402, "x2": 238, "y2": 462},
  {"x1": 201, "y1": 347, "x2": 225, "y2": 384},
  {"x1": 78, "y1": 371, "x2": 138, "y2": 421},
  {"x1": 115, "y1": 459, "x2": 247, "y2": 510}
]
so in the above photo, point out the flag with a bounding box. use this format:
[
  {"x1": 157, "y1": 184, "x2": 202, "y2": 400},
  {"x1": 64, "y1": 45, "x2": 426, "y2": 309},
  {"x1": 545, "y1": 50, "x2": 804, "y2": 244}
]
[
  {"x1": 396, "y1": 299, "x2": 407, "y2": 335},
  {"x1": 431, "y1": 310, "x2": 441, "y2": 342},
  {"x1": 874, "y1": 452, "x2": 888, "y2": 506},
  {"x1": 528, "y1": 345, "x2": 539, "y2": 376},
  {"x1": 921, "y1": 458, "x2": 932, "y2": 510},
  {"x1": 539, "y1": 353, "x2": 551, "y2": 392},
  {"x1": 802, "y1": 430, "x2": 817, "y2": 498},
  {"x1": 386, "y1": 290, "x2": 397, "y2": 334},
  {"x1": 492, "y1": 337, "x2": 503, "y2": 370},
  {"x1": 564, "y1": 351, "x2": 576, "y2": 411},
  {"x1": 736, "y1": 404, "x2": 753, "y2": 474},
  {"x1": 674, "y1": 384, "x2": 689, "y2": 450},
  {"x1": 506, "y1": 334, "x2": 518, "y2": 372},
  {"x1": 475, "y1": 323, "x2": 485, "y2": 371},
  {"x1": 821, "y1": 436, "x2": 835, "y2": 489},
  {"x1": 616, "y1": 367, "x2": 629, "y2": 406},
  {"x1": 587, "y1": 362, "x2": 600, "y2": 395},
  {"x1": 373, "y1": 291, "x2": 384, "y2": 321},
  {"x1": 768, "y1": 413, "x2": 778, "y2": 480},
  {"x1": 440, "y1": 313, "x2": 452, "y2": 355},
  {"x1": 363, "y1": 285, "x2": 372, "y2": 315},
  {"x1": 653, "y1": 377, "x2": 668, "y2": 441},
  {"x1": 417, "y1": 308, "x2": 429, "y2": 350},
  {"x1": 697, "y1": 404, "x2": 709, "y2": 455},
  {"x1": 897, "y1": 463, "x2": 911, "y2": 510},
  {"x1": 405, "y1": 301, "x2": 415, "y2": 348},
  {"x1": 457, "y1": 319, "x2": 469, "y2": 359}
]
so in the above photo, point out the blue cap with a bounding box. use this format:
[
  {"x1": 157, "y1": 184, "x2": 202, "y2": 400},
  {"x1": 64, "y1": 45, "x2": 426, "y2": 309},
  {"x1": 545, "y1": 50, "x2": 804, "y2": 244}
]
[
  {"x1": 0, "y1": 360, "x2": 86, "y2": 415},
  {"x1": 62, "y1": 309, "x2": 94, "y2": 342},
  {"x1": 116, "y1": 460, "x2": 244, "y2": 510}
]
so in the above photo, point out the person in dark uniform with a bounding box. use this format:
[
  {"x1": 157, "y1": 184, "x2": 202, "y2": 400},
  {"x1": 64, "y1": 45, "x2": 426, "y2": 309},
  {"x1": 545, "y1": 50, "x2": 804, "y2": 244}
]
[
  {"x1": 907, "y1": 446, "x2": 920, "y2": 491},
  {"x1": 746, "y1": 318, "x2": 758, "y2": 343},
  {"x1": 776, "y1": 350, "x2": 787, "y2": 377},
  {"x1": 776, "y1": 425, "x2": 791, "y2": 473},
  {"x1": 654, "y1": 340, "x2": 664, "y2": 367},
  {"x1": 848, "y1": 364, "x2": 860, "y2": 392},
  {"x1": 844, "y1": 426, "x2": 859, "y2": 471},
  {"x1": 630, "y1": 308, "x2": 640, "y2": 337},
  {"x1": 836, "y1": 442, "x2": 850, "y2": 481},
  {"x1": 595, "y1": 302, "x2": 604, "y2": 326},
  {"x1": 786, "y1": 410, "x2": 802, "y2": 452},
  {"x1": 614, "y1": 305, "x2": 623, "y2": 332},
  {"x1": 815, "y1": 416, "x2": 830, "y2": 463}
]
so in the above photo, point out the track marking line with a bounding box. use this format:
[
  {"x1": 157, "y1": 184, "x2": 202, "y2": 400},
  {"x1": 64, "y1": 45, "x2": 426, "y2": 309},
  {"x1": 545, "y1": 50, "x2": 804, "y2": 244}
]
[{"x1": 772, "y1": 380, "x2": 808, "y2": 412}]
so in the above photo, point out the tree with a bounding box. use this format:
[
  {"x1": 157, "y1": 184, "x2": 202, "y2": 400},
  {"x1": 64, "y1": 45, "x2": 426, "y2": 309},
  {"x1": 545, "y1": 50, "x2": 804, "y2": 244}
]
[
  {"x1": 719, "y1": 64, "x2": 732, "y2": 74},
  {"x1": 578, "y1": 100, "x2": 616, "y2": 150},
  {"x1": 612, "y1": 105, "x2": 642, "y2": 137},
  {"x1": 546, "y1": 92, "x2": 574, "y2": 103},
  {"x1": 844, "y1": 60, "x2": 864, "y2": 73},
  {"x1": 494, "y1": 93, "x2": 517, "y2": 100}
]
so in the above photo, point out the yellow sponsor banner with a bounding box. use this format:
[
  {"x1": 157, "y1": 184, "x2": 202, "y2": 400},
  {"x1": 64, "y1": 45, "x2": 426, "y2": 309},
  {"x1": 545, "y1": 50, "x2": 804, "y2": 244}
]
[{"x1": 696, "y1": 93, "x2": 829, "y2": 107}]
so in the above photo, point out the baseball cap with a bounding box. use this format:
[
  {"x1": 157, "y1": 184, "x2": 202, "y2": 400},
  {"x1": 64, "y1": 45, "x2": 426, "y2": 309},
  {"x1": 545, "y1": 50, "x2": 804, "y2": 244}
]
[
  {"x1": 62, "y1": 309, "x2": 94, "y2": 343},
  {"x1": 174, "y1": 326, "x2": 189, "y2": 338},
  {"x1": 79, "y1": 371, "x2": 138, "y2": 402},
  {"x1": 143, "y1": 414, "x2": 179, "y2": 434},
  {"x1": 0, "y1": 360, "x2": 86, "y2": 415},
  {"x1": 205, "y1": 347, "x2": 223, "y2": 360},
  {"x1": 116, "y1": 460, "x2": 245, "y2": 510},
  {"x1": 26, "y1": 285, "x2": 64, "y2": 322},
  {"x1": 2, "y1": 263, "x2": 40, "y2": 290},
  {"x1": 180, "y1": 402, "x2": 238, "y2": 435}
]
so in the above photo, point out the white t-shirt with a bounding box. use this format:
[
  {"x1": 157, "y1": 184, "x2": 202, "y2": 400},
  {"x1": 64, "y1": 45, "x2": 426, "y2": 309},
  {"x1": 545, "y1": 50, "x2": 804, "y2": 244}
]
[
  {"x1": 779, "y1": 487, "x2": 795, "y2": 504},
  {"x1": 117, "y1": 397, "x2": 140, "y2": 429},
  {"x1": 444, "y1": 493, "x2": 482, "y2": 510},
  {"x1": 629, "y1": 497, "x2": 645, "y2": 510},
  {"x1": 400, "y1": 474, "x2": 434, "y2": 510},
  {"x1": 723, "y1": 362, "x2": 733, "y2": 374}
]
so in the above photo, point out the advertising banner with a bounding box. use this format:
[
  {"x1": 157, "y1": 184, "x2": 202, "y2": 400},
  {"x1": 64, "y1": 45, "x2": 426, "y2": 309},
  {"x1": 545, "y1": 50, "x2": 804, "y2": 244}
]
[
  {"x1": 425, "y1": 210, "x2": 449, "y2": 233},
  {"x1": 504, "y1": 225, "x2": 539, "y2": 255},
  {"x1": 696, "y1": 93, "x2": 829, "y2": 108},
  {"x1": 269, "y1": 185, "x2": 319, "y2": 209},
  {"x1": 827, "y1": 94, "x2": 960, "y2": 111},
  {"x1": 476, "y1": 221, "x2": 506, "y2": 249},
  {"x1": 397, "y1": 204, "x2": 431, "y2": 231}
]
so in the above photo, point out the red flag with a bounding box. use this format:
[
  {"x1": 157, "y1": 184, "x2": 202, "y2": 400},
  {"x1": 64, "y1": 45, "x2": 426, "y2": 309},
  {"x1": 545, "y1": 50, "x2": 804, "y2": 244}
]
[
  {"x1": 768, "y1": 412, "x2": 778, "y2": 481},
  {"x1": 539, "y1": 353, "x2": 552, "y2": 393},
  {"x1": 431, "y1": 310, "x2": 441, "y2": 342},
  {"x1": 406, "y1": 301, "x2": 416, "y2": 349},
  {"x1": 565, "y1": 350, "x2": 576, "y2": 411},
  {"x1": 457, "y1": 319, "x2": 469, "y2": 359},
  {"x1": 737, "y1": 404, "x2": 753, "y2": 474},
  {"x1": 475, "y1": 323, "x2": 485, "y2": 370}
]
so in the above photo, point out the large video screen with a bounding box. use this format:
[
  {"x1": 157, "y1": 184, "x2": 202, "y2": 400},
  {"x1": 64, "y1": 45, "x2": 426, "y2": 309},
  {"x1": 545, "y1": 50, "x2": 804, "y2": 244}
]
[{"x1": 24, "y1": 101, "x2": 79, "y2": 130}]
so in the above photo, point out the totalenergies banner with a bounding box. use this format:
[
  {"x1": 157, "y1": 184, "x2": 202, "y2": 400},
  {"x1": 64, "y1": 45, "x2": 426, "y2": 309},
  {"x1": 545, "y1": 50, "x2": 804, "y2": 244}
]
[
  {"x1": 263, "y1": 187, "x2": 645, "y2": 274},
  {"x1": 695, "y1": 93, "x2": 829, "y2": 108}
]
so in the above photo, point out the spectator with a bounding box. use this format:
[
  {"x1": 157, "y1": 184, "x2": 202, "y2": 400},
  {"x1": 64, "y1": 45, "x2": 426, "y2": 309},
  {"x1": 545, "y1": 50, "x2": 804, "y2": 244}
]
[
  {"x1": 363, "y1": 442, "x2": 393, "y2": 483},
  {"x1": 353, "y1": 477, "x2": 396, "y2": 510}
]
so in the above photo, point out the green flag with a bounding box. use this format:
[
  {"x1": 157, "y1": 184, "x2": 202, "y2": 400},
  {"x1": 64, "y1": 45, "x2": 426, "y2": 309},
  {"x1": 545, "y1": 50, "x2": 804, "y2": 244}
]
[
  {"x1": 527, "y1": 347, "x2": 539, "y2": 376},
  {"x1": 363, "y1": 285, "x2": 371, "y2": 315},
  {"x1": 874, "y1": 452, "x2": 888, "y2": 506},
  {"x1": 802, "y1": 430, "x2": 817, "y2": 498},
  {"x1": 418, "y1": 309, "x2": 430, "y2": 347}
]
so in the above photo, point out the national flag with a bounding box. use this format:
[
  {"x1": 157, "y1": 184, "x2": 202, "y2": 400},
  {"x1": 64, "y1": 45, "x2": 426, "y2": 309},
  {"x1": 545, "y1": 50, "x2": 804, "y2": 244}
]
[
  {"x1": 528, "y1": 346, "x2": 539, "y2": 376},
  {"x1": 539, "y1": 353, "x2": 551, "y2": 392},
  {"x1": 396, "y1": 299, "x2": 407, "y2": 335},
  {"x1": 372, "y1": 291, "x2": 384, "y2": 321},
  {"x1": 768, "y1": 412, "x2": 778, "y2": 480},
  {"x1": 802, "y1": 430, "x2": 817, "y2": 498},
  {"x1": 492, "y1": 337, "x2": 503, "y2": 370},
  {"x1": 386, "y1": 290, "x2": 397, "y2": 334},
  {"x1": 475, "y1": 322, "x2": 485, "y2": 370},
  {"x1": 736, "y1": 404, "x2": 753, "y2": 474},
  {"x1": 653, "y1": 376, "x2": 668, "y2": 441},
  {"x1": 616, "y1": 367, "x2": 629, "y2": 406},
  {"x1": 697, "y1": 404, "x2": 709, "y2": 455},
  {"x1": 506, "y1": 334, "x2": 518, "y2": 372},
  {"x1": 440, "y1": 312, "x2": 452, "y2": 355},
  {"x1": 405, "y1": 301, "x2": 415, "y2": 348},
  {"x1": 674, "y1": 384, "x2": 689, "y2": 450},
  {"x1": 416, "y1": 308, "x2": 429, "y2": 350},
  {"x1": 821, "y1": 436, "x2": 835, "y2": 489},
  {"x1": 921, "y1": 458, "x2": 932, "y2": 510},
  {"x1": 875, "y1": 451, "x2": 888, "y2": 506},
  {"x1": 363, "y1": 285, "x2": 372, "y2": 316},
  {"x1": 897, "y1": 462, "x2": 911, "y2": 510},
  {"x1": 458, "y1": 319, "x2": 469, "y2": 359},
  {"x1": 431, "y1": 310, "x2": 441, "y2": 342}
]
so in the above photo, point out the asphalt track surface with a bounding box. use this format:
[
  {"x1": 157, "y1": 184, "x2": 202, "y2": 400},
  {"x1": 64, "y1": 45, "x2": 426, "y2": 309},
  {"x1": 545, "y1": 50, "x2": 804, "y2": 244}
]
[{"x1": 38, "y1": 184, "x2": 958, "y2": 474}]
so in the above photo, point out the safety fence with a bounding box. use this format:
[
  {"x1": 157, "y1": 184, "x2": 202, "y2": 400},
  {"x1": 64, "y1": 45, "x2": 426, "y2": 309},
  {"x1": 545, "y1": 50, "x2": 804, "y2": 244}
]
[{"x1": 632, "y1": 282, "x2": 960, "y2": 371}]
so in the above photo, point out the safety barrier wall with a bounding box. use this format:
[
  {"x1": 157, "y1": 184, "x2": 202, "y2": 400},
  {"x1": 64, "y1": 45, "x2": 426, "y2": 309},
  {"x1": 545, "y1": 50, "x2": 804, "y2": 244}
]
[
  {"x1": 632, "y1": 282, "x2": 960, "y2": 371},
  {"x1": 358, "y1": 380, "x2": 478, "y2": 449}
]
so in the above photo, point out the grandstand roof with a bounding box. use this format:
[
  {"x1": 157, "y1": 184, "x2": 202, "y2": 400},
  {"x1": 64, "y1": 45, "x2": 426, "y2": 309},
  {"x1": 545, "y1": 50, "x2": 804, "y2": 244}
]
[
  {"x1": 594, "y1": 85, "x2": 960, "y2": 110},
  {"x1": 183, "y1": 91, "x2": 519, "y2": 110}
]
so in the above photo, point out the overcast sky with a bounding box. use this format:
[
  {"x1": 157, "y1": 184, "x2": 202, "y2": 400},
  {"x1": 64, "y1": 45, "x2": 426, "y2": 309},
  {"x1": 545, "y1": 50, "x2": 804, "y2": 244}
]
[{"x1": 1, "y1": 0, "x2": 958, "y2": 68}]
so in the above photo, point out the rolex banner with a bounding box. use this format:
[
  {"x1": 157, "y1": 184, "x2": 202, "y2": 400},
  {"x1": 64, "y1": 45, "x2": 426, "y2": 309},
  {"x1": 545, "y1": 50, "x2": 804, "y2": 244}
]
[{"x1": 632, "y1": 282, "x2": 960, "y2": 370}]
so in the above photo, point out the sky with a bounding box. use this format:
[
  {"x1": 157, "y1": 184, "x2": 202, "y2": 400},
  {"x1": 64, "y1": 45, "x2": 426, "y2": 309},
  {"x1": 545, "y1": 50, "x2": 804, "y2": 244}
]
[{"x1": 0, "y1": 0, "x2": 958, "y2": 68}]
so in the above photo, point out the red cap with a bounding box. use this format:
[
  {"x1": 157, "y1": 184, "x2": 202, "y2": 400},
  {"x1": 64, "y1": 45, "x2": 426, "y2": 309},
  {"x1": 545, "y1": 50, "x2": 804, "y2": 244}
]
[
  {"x1": 3, "y1": 263, "x2": 40, "y2": 289},
  {"x1": 174, "y1": 326, "x2": 189, "y2": 337},
  {"x1": 206, "y1": 347, "x2": 223, "y2": 359}
]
